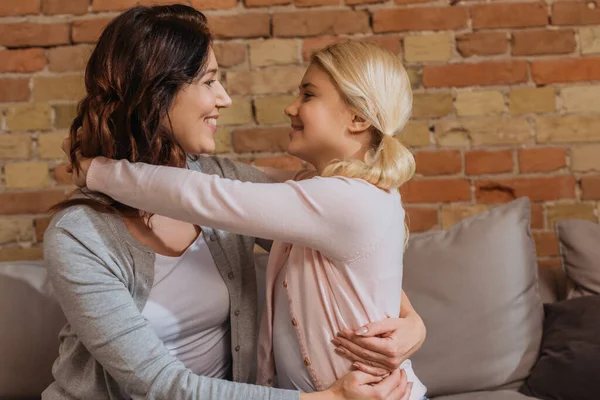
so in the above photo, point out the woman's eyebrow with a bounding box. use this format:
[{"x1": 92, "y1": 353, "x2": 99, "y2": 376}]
[{"x1": 204, "y1": 68, "x2": 218, "y2": 76}]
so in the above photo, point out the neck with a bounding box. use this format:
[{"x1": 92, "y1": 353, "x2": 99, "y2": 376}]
[{"x1": 313, "y1": 147, "x2": 370, "y2": 175}]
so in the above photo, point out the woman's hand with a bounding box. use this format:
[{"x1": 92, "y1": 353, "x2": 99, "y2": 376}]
[
  {"x1": 301, "y1": 369, "x2": 412, "y2": 400},
  {"x1": 332, "y1": 313, "x2": 426, "y2": 377},
  {"x1": 61, "y1": 137, "x2": 93, "y2": 187}
]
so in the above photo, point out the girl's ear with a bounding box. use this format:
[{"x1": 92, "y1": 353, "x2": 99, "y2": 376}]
[{"x1": 348, "y1": 114, "x2": 372, "y2": 134}]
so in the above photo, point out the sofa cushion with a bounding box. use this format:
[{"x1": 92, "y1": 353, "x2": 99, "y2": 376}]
[
  {"x1": 519, "y1": 294, "x2": 600, "y2": 400},
  {"x1": 403, "y1": 197, "x2": 543, "y2": 398},
  {"x1": 434, "y1": 389, "x2": 536, "y2": 400},
  {"x1": 555, "y1": 219, "x2": 600, "y2": 299},
  {"x1": 0, "y1": 262, "x2": 66, "y2": 399}
]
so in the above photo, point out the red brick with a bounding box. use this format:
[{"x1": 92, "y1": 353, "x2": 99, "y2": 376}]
[
  {"x1": 373, "y1": 7, "x2": 468, "y2": 33},
  {"x1": 54, "y1": 163, "x2": 72, "y2": 185},
  {"x1": 531, "y1": 203, "x2": 544, "y2": 229},
  {"x1": 42, "y1": 0, "x2": 88, "y2": 15},
  {"x1": 456, "y1": 32, "x2": 508, "y2": 57},
  {"x1": 581, "y1": 175, "x2": 600, "y2": 200},
  {"x1": 72, "y1": 18, "x2": 112, "y2": 44},
  {"x1": 190, "y1": 0, "x2": 238, "y2": 9},
  {"x1": 533, "y1": 231, "x2": 560, "y2": 257},
  {"x1": 233, "y1": 128, "x2": 290, "y2": 153},
  {"x1": 252, "y1": 156, "x2": 303, "y2": 170},
  {"x1": 414, "y1": 150, "x2": 461, "y2": 176},
  {"x1": 400, "y1": 179, "x2": 471, "y2": 203},
  {"x1": 423, "y1": 61, "x2": 528, "y2": 88},
  {"x1": 405, "y1": 207, "x2": 438, "y2": 232},
  {"x1": 47, "y1": 45, "x2": 93, "y2": 72},
  {"x1": 394, "y1": 0, "x2": 434, "y2": 3},
  {"x1": 532, "y1": 57, "x2": 600, "y2": 85},
  {"x1": 348, "y1": 0, "x2": 386, "y2": 4},
  {"x1": 0, "y1": 190, "x2": 68, "y2": 215},
  {"x1": 470, "y1": 2, "x2": 548, "y2": 29},
  {"x1": 518, "y1": 148, "x2": 566, "y2": 173},
  {"x1": 91, "y1": 0, "x2": 135, "y2": 11},
  {"x1": 208, "y1": 14, "x2": 271, "y2": 39},
  {"x1": 274, "y1": 10, "x2": 369, "y2": 37},
  {"x1": 465, "y1": 150, "x2": 513, "y2": 175},
  {"x1": 538, "y1": 258, "x2": 562, "y2": 269},
  {"x1": 475, "y1": 176, "x2": 576, "y2": 203},
  {"x1": 0, "y1": 0, "x2": 40, "y2": 16},
  {"x1": 0, "y1": 49, "x2": 46, "y2": 73},
  {"x1": 35, "y1": 216, "x2": 52, "y2": 242},
  {"x1": 551, "y1": 1, "x2": 600, "y2": 26},
  {"x1": 512, "y1": 30, "x2": 575, "y2": 56},
  {"x1": 0, "y1": 23, "x2": 70, "y2": 47},
  {"x1": 0, "y1": 79, "x2": 30, "y2": 103},
  {"x1": 294, "y1": 0, "x2": 338, "y2": 6},
  {"x1": 245, "y1": 0, "x2": 290, "y2": 5}
]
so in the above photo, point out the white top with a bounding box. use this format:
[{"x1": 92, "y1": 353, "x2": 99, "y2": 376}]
[{"x1": 142, "y1": 235, "x2": 231, "y2": 378}]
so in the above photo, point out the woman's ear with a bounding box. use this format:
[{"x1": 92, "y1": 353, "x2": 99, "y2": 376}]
[{"x1": 348, "y1": 114, "x2": 372, "y2": 134}]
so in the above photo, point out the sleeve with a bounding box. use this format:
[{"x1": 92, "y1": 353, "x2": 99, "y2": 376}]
[
  {"x1": 44, "y1": 227, "x2": 299, "y2": 400},
  {"x1": 87, "y1": 157, "x2": 379, "y2": 261}
]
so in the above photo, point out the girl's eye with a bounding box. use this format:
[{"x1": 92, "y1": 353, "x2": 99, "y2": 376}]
[
  {"x1": 302, "y1": 92, "x2": 313, "y2": 100},
  {"x1": 205, "y1": 80, "x2": 216, "y2": 87}
]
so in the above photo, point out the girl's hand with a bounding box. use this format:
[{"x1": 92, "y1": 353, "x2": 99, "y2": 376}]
[
  {"x1": 301, "y1": 369, "x2": 412, "y2": 400},
  {"x1": 61, "y1": 137, "x2": 93, "y2": 187},
  {"x1": 332, "y1": 314, "x2": 426, "y2": 377}
]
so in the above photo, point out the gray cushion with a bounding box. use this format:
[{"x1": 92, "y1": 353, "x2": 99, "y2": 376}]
[
  {"x1": 0, "y1": 262, "x2": 66, "y2": 399},
  {"x1": 555, "y1": 219, "x2": 600, "y2": 299},
  {"x1": 403, "y1": 198, "x2": 544, "y2": 398},
  {"x1": 434, "y1": 389, "x2": 537, "y2": 400}
]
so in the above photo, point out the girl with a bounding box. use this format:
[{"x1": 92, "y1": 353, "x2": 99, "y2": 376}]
[
  {"x1": 45, "y1": 5, "x2": 421, "y2": 400},
  {"x1": 68, "y1": 40, "x2": 428, "y2": 399}
]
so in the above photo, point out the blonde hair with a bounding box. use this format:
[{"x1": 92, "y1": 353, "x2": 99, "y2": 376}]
[{"x1": 311, "y1": 41, "x2": 416, "y2": 244}]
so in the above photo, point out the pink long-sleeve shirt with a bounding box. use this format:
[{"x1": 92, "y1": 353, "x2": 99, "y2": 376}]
[{"x1": 87, "y1": 157, "x2": 426, "y2": 398}]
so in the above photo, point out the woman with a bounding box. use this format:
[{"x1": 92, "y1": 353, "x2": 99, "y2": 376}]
[
  {"x1": 67, "y1": 39, "x2": 428, "y2": 399},
  {"x1": 45, "y1": 5, "x2": 422, "y2": 400}
]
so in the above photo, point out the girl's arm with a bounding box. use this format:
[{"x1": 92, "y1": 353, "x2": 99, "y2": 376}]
[{"x1": 87, "y1": 158, "x2": 386, "y2": 261}]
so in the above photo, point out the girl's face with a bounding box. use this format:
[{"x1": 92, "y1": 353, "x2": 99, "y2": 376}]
[
  {"x1": 166, "y1": 48, "x2": 231, "y2": 154},
  {"x1": 284, "y1": 63, "x2": 372, "y2": 172}
]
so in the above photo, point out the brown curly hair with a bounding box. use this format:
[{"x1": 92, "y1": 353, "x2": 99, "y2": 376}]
[{"x1": 52, "y1": 4, "x2": 213, "y2": 216}]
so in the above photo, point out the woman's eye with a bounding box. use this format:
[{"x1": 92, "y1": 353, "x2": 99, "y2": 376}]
[
  {"x1": 302, "y1": 92, "x2": 313, "y2": 100},
  {"x1": 205, "y1": 80, "x2": 216, "y2": 87}
]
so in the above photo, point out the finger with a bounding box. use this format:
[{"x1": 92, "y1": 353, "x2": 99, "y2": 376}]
[
  {"x1": 338, "y1": 330, "x2": 397, "y2": 356},
  {"x1": 333, "y1": 337, "x2": 394, "y2": 368},
  {"x1": 352, "y1": 317, "x2": 399, "y2": 337},
  {"x1": 371, "y1": 368, "x2": 404, "y2": 399},
  {"x1": 61, "y1": 137, "x2": 71, "y2": 155},
  {"x1": 352, "y1": 361, "x2": 390, "y2": 377},
  {"x1": 347, "y1": 369, "x2": 385, "y2": 386},
  {"x1": 391, "y1": 381, "x2": 413, "y2": 400}
]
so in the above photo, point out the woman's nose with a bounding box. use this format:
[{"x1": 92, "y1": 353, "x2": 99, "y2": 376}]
[{"x1": 216, "y1": 81, "x2": 232, "y2": 108}]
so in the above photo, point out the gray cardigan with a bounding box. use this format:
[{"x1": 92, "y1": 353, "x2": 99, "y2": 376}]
[{"x1": 42, "y1": 156, "x2": 299, "y2": 400}]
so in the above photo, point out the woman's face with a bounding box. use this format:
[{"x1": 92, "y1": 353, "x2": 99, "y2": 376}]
[
  {"x1": 284, "y1": 63, "x2": 369, "y2": 172},
  {"x1": 166, "y1": 48, "x2": 231, "y2": 154}
]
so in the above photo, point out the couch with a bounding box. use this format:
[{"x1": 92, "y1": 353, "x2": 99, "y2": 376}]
[{"x1": 0, "y1": 198, "x2": 592, "y2": 400}]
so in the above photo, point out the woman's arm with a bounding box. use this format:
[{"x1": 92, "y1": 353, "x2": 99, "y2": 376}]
[
  {"x1": 44, "y1": 226, "x2": 298, "y2": 400},
  {"x1": 86, "y1": 158, "x2": 384, "y2": 261},
  {"x1": 331, "y1": 291, "x2": 426, "y2": 376}
]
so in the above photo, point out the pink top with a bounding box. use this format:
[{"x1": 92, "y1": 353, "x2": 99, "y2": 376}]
[{"x1": 87, "y1": 157, "x2": 426, "y2": 398}]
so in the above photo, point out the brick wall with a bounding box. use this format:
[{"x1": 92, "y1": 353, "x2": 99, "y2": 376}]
[{"x1": 1, "y1": 0, "x2": 599, "y2": 267}]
